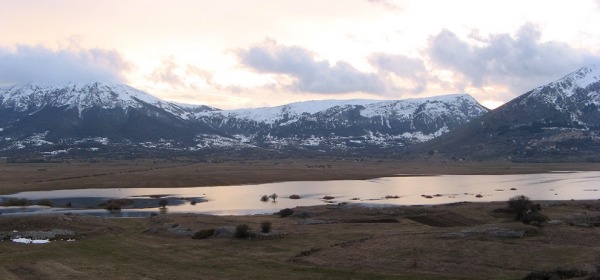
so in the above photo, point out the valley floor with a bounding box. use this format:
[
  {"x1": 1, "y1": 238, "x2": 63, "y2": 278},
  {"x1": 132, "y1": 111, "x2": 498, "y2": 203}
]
[
  {"x1": 2, "y1": 159, "x2": 600, "y2": 279},
  {"x1": 1, "y1": 201, "x2": 600, "y2": 279}
]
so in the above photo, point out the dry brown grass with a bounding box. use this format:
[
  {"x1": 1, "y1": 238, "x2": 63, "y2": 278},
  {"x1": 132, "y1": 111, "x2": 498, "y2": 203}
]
[{"x1": 1, "y1": 201, "x2": 600, "y2": 279}]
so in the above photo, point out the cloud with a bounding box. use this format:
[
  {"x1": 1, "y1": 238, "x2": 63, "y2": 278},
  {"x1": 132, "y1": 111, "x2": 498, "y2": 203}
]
[
  {"x1": 150, "y1": 57, "x2": 184, "y2": 87},
  {"x1": 0, "y1": 45, "x2": 131, "y2": 84},
  {"x1": 369, "y1": 53, "x2": 429, "y2": 93},
  {"x1": 365, "y1": 0, "x2": 402, "y2": 11},
  {"x1": 238, "y1": 40, "x2": 386, "y2": 94},
  {"x1": 428, "y1": 23, "x2": 600, "y2": 93}
]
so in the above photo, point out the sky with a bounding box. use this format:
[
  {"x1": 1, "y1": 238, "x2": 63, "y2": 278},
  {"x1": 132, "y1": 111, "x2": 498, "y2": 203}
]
[{"x1": 1, "y1": 0, "x2": 600, "y2": 110}]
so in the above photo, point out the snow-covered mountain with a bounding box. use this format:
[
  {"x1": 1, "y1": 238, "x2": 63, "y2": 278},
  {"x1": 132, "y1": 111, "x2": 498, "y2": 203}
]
[
  {"x1": 196, "y1": 94, "x2": 488, "y2": 149},
  {"x1": 416, "y1": 65, "x2": 600, "y2": 161},
  {"x1": 0, "y1": 82, "x2": 215, "y2": 120},
  {"x1": 0, "y1": 82, "x2": 220, "y2": 155},
  {"x1": 0, "y1": 81, "x2": 488, "y2": 158}
]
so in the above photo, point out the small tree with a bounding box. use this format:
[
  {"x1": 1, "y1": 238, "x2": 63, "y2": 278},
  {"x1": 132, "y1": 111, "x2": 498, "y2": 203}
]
[
  {"x1": 158, "y1": 199, "x2": 168, "y2": 208},
  {"x1": 269, "y1": 193, "x2": 278, "y2": 202},
  {"x1": 507, "y1": 195, "x2": 535, "y2": 219},
  {"x1": 260, "y1": 195, "x2": 269, "y2": 202}
]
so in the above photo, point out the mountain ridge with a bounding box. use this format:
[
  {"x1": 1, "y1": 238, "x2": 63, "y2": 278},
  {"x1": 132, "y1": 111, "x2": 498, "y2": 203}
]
[
  {"x1": 0, "y1": 82, "x2": 488, "y2": 158},
  {"x1": 413, "y1": 65, "x2": 600, "y2": 162}
]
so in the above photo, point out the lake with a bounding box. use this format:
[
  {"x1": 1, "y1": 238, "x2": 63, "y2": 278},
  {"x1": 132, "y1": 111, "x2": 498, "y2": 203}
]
[{"x1": 1, "y1": 171, "x2": 599, "y2": 217}]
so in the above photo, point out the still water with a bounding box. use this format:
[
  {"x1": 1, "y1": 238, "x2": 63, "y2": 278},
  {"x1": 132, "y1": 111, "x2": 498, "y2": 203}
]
[{"x1": 1, "y1": 171, "x2": 599, "y2": 216}]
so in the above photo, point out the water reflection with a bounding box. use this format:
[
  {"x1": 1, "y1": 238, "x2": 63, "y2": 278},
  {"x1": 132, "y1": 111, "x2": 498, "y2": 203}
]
[{"x1": 1, "y1": 172, "x2": 600, "y2": 216}]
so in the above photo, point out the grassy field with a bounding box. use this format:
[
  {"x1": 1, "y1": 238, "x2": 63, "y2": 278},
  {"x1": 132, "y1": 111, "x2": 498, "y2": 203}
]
[
  {"x1": 2, "y1": 159, "x2": 600, "y2": 279},
  {"x1": 1, "y1": 201, "x2": 600, "y2": 279}
]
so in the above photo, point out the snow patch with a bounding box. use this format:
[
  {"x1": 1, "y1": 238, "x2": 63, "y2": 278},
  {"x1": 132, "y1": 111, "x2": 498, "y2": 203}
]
[{"x1": 11, "y1": 238, "x2": 51, "y2": 244}]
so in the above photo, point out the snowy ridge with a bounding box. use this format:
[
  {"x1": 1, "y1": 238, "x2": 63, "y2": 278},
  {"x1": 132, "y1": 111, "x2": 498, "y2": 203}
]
[
  {"x1": 198, "y1": 94, "x2": 483, "y2": 125},
  {"x1": 360, "y1": 94, "x2": 484, "y2": 119},
  {"x1": 197, "y1": 99, "x2": 381, "y2": 124},
  {"x1": 525, "y1": 65, "x2": 600, "y2": 108},
  {"x1": 0, "y1": 82, "x2": 214, "y2": 119},
  {"x1": 0, "y1": 81, "x2": 490, "y2": 155}
]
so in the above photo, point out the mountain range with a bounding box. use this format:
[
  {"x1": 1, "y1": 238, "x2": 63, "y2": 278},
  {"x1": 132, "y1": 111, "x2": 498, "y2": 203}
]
[
  {"x1": 1, "y1": 65, "x2": 599, "y2": 161},
  {"x1": 415, "y1": 65, "x2": 600, "y2": 162},
  {"x1": 0, "y1": 82, "x2": 487, "y2": 158}
]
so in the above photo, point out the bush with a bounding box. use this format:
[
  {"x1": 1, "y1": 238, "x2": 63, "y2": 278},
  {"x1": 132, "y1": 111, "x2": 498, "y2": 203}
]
[
  {"x1": 322, "y1": 195, "x2": 335, "y2": 200},
  {"x1": 100, "y1": 199, "x2": 133, "y2": 211},
  {"x1": 260, "y1": 221, "x2": 272, "y2": 233},
  {"x1": 269, "y1": 193, "x2": 278, "y2": 202},
  {"x1": 521, "y1": 211, "x2": 549, "y2": 227},
  {"x1": 36, "y1": 199, "x2": 54, "y2": 207},
  {"x1": 1, "y1": 198, "x2": 29, "y2": 206},
  {"x1": 279, "y1": 208, "x2": 294, "y2": 217},
  {"x1": 158, "y1": 199, "x2": 168, "y2": 208},
  {"x1": 508, "y1": 195, "x2": 536, "y2": 219},
  {"x1": 235, "y1": 224, "x2": 250, "y2": 238},
  {"x1": 192, "y1": 229, "x2": 215, "y2": 239},
  {"x1": 289, "y1": 194, "x2": 301, "y2": 199},
  {"x1": 506, "y1": 195, "x2": 548, "y2": 226},
  {"x1": 260, "y1": 195, "x2": 269, "y2": 202}
]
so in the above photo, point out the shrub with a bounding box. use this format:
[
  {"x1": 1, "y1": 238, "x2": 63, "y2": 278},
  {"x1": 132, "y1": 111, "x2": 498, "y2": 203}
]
[
  {"x1": 1, "y1": 198, "x2": 29, "y2": 206},
  {"x1": 36, "y1": 199, "x2": 54, "y2": 207},
  {"x1": 269, "y1": 193, "x2": 278, "y2": 202},
  {"x1": 322, "y1": 195, "x2": 335, "y2": 200},
  {"x1": 289, "y1": 194, "x2": 301, "y2": 199},
  {"x1": 260, "y1": 195, "x2": 269, "y2": 202},
  {"x1": 260, "y1": 221, "x2": 272, "y2": 233},
  {"x1": 235, "y1": 224, "x2": 250, "y2": 238},
  {"x1": 100, "y1": 199, "x2": 133, "y2": 211},
  {"x1": 192, "y1": 229, "x2": 215, "y2": 239},
  {"x1": 158, "y1": 199, "x2": 168, "y2": 208},
  {"x1": 521, "y1": 211, "x2": 548, "y2": 227},
  {"x1": 508, "y1": 195, "x2": 536, "y2": 219},
  {"x1": 279, "y1": 208, "x2": 294, "y2": 217}
]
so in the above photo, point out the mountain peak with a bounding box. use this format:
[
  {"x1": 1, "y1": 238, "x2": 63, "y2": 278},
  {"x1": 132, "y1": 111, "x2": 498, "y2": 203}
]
[
  {"x1": 521, "y1": 65, "x2": 600, "y2": 106},
  {"x1": 0, "y1": 82, "x2": 215, "y2": 118}
]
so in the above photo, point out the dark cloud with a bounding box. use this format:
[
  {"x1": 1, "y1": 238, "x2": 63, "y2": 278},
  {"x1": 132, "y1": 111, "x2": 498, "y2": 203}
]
[
  {"x1": 238, "y1": 40, "x2": 386, "y2": 94},
  {"x1": 0, "y1": 45, "x2": 131, "y2": 84},
  {"x1": 369, "y1": 53, "x2": 429, "y2": 93},
  {"x1": 428, "y1": 23, "x2": 600, "y2": 93}
]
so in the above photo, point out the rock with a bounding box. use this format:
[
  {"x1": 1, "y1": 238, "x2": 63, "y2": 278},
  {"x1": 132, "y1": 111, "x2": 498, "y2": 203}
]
[
  {"x1": 547, "y1": 220, "x2": 564, "y2": 225},
  {"x1": 167, "y1": 227, "x2": 193, "y2": 236},
  {"x1": 214, "y1": 226, "x2": 236, "y2": 238}
]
